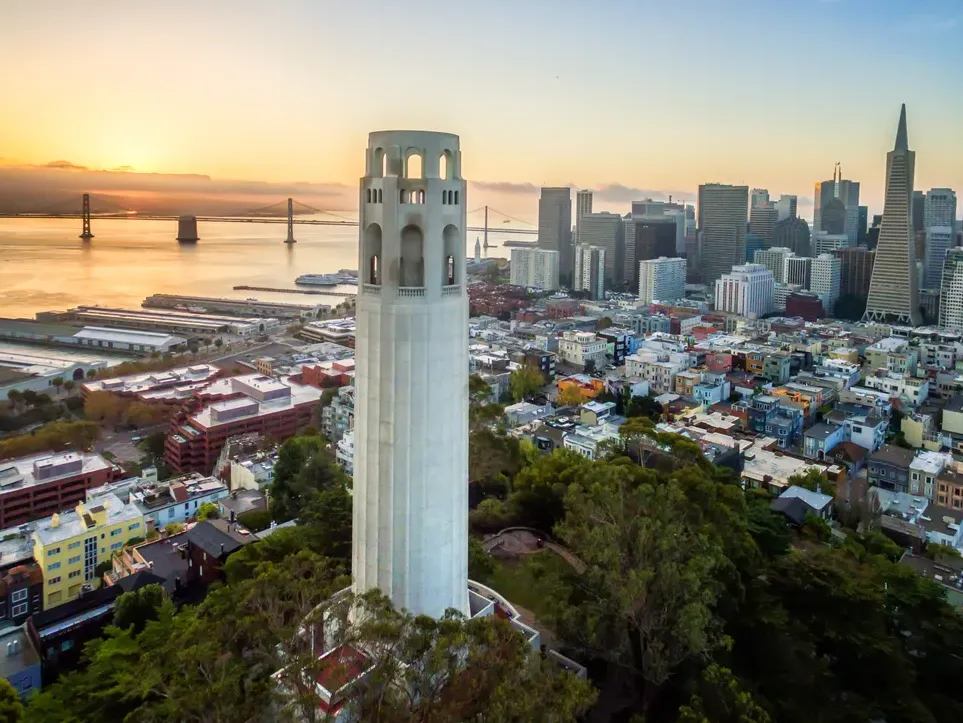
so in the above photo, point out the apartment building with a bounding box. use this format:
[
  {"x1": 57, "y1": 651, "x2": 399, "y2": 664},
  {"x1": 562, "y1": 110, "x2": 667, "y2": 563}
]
[
  {"x1": 557, "y1": 331, "x2": 607, "y2": 369},
  {"x1": 165, "y1": 375, "x2": 323, "y2": 473},
  {"x1": 32, "y1": 493, "x2": 145, "y2": 609},
  {"x1": 0, "y1": 452, "x2": 123, "y2": 530}
]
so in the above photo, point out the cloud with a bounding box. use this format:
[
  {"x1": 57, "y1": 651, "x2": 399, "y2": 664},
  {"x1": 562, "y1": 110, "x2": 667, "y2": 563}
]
[
  {"x1": 594, "y1": 183, "x2": 695, "y2": 204},
  {"x1": 111, "y1": 165, "x2": 136, "y2": 172},
  {"x1": 45, "y1": 160, "x2": 88, "y2": 171},
  {"x1": 470, "y1": 180, "x2": 539, "y2": 195}
]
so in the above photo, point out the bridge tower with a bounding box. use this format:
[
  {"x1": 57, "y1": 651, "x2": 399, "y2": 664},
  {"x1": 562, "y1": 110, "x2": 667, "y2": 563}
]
[
  {"x1": 284, "y1": 198, "x2": 296, "y2": 243},
  {"x1": 80, "y1": 193, "x2": 94, "y2": 240},
  {"x1": 352, "y1": 130, "x2": 469, "y2": 618},
  {"x1": 176, "y1": 216, "x2": 199, "y2": 243}
]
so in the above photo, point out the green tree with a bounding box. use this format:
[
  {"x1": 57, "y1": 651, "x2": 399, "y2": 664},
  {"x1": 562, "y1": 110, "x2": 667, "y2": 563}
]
[
  {"x1": 556, "y1": 384, "x2": 585, "y2": 408},
  {"x1": 62, "y1": 380, "x2": 76, "y2": 394},
  {"x1": 469, "y1": 537, "x2": 495, "y2": 580},
  {"x1": 679, "y1": 664, "x2": 772, "y2": 723},
  {"x1": 548, "y1": 460, "x2": 726, "y2": 714},
  {"x1": 214, "y1": 338, "x2": 223, "y2": 349},
  {"x1": 469, "y1": 374, "x2": 504, "y2": 432},
  {"x1": 113, "y1": 584, "x2": 164, "y2": 634},
  {"x1": 786, "y1": 467, "x2": 834, "y2": 497},
  {"x1": 164, "y1": 523, "x2": 185, "y2": 536},
  {"x1": 51, "y1": 377, "x2": 64, "y2": 395},
  {"x1": 237, "y1": 509, "x2": 272, "y2": 532},
  {"x1": 0, "y1": 678, "x2": 23, "y2": 723},
  {"x1": 509, "y1": 365, "x2": 544, "y2": 402},
  {"x1": 196, "y1": 501, "x2": 219, "y2": 521}
]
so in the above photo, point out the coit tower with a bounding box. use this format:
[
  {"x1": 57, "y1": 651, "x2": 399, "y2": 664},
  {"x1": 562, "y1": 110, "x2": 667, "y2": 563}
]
[{"x1": 352, "y1": 131, "x2": 469, "y2": 618}]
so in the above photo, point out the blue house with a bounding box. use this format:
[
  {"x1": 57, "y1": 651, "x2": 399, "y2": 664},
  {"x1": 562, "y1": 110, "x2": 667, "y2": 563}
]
[{"x1": 0, "y1": 624, "x2": 41, "y2": 699}]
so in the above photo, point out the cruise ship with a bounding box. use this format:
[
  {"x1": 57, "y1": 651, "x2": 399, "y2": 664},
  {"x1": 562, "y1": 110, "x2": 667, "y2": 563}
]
[{"x1": 295, "y1": 271, "x2": 358, "y2": 287}]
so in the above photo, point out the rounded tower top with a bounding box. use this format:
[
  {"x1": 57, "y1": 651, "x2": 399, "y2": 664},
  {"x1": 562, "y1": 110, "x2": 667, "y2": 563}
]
[{"x1": 366, "y1": 130, "x2": 461, "y2": 180}]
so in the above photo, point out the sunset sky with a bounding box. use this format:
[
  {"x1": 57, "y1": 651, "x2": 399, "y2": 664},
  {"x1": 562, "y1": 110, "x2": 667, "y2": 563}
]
[{"x1": 2, "y1": 0, "x2": 961, "y2": 219}]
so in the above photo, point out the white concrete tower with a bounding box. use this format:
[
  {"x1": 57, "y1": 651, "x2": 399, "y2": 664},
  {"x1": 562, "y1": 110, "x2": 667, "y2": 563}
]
[{"x1": 353, "y1": 131, "x2": 469, "y2": 618}]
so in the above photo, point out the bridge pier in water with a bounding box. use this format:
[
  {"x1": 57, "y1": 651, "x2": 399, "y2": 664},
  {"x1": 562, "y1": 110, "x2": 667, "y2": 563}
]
[
  {"x1": 284, "y1": 197, "x2": 296, "y2": 244},
  {"x1": 176, "y1": 215, "x2": 199, "y2": 243},
  {"x1": 80, "y1": 193, "x2": 94, "y2": 241}
]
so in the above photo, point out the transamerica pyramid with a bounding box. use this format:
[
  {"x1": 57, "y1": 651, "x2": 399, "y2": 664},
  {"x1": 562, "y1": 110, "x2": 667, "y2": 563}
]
[{"x1": 863, "y1": 104, "x2": 922, "y2": 326}]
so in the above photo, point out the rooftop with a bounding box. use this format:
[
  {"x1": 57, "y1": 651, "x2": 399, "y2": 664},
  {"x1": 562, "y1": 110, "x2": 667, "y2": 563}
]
[
  {"x1": 0, "y1": 451, "x2": 114, "y2": 497},
  {"x1": 869, "y1": 444, "x2": 916, "y2": 469},
  {"x1": 185, "y1": 519, "x2": 254, "y2": 559},
  {"x1": 910, "y1": 451, "x2": 952, "y2": 474},
  {"x1": 82, "y1": 363, "x2": 220, "y2": 398},
  {"x1": 0, "y1": 625, "x2": 39, "y2": 681},
  {"x1": 804, "y1": 423, "x2": 842, "y2": 441},
  {"x1": 73, "y1": 326, "x2": 186, "y2": 347},
  {"x1": 917, "y1": 504, "x2": 963, "y2": 539},
  {"x1": 779, "y1": 485, "x2": 833, "y2": 511},
  {"x1": 189, "y1": 375, "x2": 323, "y2": 429},
  {"x1": 32, "y1": 492, "x2": 142, "y2": 546}
]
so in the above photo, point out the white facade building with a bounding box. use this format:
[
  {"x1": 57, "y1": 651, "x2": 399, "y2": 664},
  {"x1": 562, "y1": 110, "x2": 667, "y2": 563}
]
[
  {"x1": 638, "y1": 257, "x2": 686, "y2": 304},
  {"x1": 775, "y1": 194, "x2": 797, "y2": 221},
  {"x1": 940, "y1": 249, "x2": 963, "y2": 332},
  {"x1": 923, "y1": 226, "x2": 954, "y2": 289},
  {"x1": 574, "y1": 245, "x2": 606, "y2": 300},
  {"x1": 558, "y1": 331, "x2": 607, "y2": 368},
  {"x1": 714, "y1": 264, "x2": 774, "y2": 318},
  {"x1": 753, "y1": 247, "x2": 793, "y2": 283},
  {"x1": 773, "y1": 283, "x2": 803, "y2": 312},
  {"x1": 625, "y1": 350, "x2": 688, "y2": 394},
  {"x1": 784, "y1": 255, "x2": 812, "y2": 288},
  {"x1": 812, "y1": 232, "x2": 852, "y2": 256},
  {"x1": 510, "y1": 248, "x2": 559, "y2": 291},
  {"x1": 810, "y1": 254, "x2": 841, "y2": 314},
  {"x1": 354, "y1": 130, "x2": 469, "y2": 618}
]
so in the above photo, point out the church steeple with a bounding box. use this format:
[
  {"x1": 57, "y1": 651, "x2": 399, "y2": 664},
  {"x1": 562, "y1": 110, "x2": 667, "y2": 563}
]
[{"x1": 894, "y1": 103, "x2": 909, "y2": 151}]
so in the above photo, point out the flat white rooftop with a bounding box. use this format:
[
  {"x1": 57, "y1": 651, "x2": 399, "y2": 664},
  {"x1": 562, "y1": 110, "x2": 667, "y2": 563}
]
[
  {"x1": 73, "y1": 326, "x2": 186, "y2": 347},
  {"x1": 190, "y1": 376, "x2": 323, "y2": 429},
  {"x1": 0, "y1": 451, "x2": 112, "y2": 496}
]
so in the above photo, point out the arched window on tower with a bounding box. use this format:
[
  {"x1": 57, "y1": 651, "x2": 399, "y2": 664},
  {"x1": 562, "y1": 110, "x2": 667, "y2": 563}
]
[
  {"x1": 366, "y1": 189, "x2": 371, "y2": 203},
  {"x1": 364, "y1": 223, "x2": 382, "y2": 285},
  {"x1": 454, "y1": 190, "x2": 459, "y2": 205},
  {"x1": 439, "y1": 151, "x2": 451, "y2": 180},
  {"x1": 400, "y1": 189, "x2": 407, "y2": 204},
  {"x1": 405, "y1": 150, "x2": 423, "y2": 179},
  {"x1": 400, "y1": 225, "x2": 425, "y2": 287},
  {"x1": 443, "y1": 224, "x2": 459, "y2": 286},
  {"x1": 377, "y1": 189, "x2": 382, "y2": 203},
  {"x1": 373, "y1": 148, "x2": 385, "y2": 178}
]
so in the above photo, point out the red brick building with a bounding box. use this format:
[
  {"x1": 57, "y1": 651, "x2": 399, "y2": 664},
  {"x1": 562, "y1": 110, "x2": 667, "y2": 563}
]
[
  {"x1": 164, "y1": 375, "x2": 323, "y2": 473},
  {"x1": 0, "y1": 452, "x2": 123, "y2": 529},
  {"x1": 300, "y1": 359, "x2": 355, "y2": 389},
  {"x1": 785, "y1": 292, "x2": 825, "y2": 322}
]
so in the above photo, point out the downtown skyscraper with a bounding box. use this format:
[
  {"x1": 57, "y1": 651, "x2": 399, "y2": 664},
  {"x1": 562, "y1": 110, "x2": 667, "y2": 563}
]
[
  {"x1": 538, "y1": 187, "x2": 573, "y2": 283},
  {"x1": 863, "y1": 105, "x2": 922, "y2": 326},
  {"x1": 698, "y1": 183, "x2": 749, "y2": 285}
]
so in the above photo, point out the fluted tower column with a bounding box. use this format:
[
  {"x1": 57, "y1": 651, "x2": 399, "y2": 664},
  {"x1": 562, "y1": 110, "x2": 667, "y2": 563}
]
[{"x1": 352, "y1": 131, "x2": 469, "y2": 618}]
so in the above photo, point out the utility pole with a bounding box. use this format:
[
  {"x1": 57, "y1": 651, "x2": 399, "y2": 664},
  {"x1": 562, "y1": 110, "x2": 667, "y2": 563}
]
[
  {"x1": 284, "y1": 198, "x2": 296, "y2": 244},
  {"x1": 80, "y1": 193, "x2": 94, "y2": 240}
]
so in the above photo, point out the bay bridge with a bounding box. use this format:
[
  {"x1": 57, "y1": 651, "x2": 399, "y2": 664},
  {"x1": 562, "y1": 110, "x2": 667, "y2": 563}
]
[{"x1": 0, "y1": 193, "x2": 538, "y2": 244}]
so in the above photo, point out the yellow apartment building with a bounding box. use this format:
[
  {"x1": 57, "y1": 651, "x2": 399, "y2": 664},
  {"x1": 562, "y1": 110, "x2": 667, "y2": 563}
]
[{"x1": 32, "y1": 492, "x2": 144, "y2": 609}]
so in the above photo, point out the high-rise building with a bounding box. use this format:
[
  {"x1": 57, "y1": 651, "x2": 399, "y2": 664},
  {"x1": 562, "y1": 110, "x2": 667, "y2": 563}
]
[
  {"x1": 638, "y1": 257, "x2": 686, "y2": 304},
  {"x1": 574, "y1": 245, "x2": 606, "y2": 300},
  {"x1": 630, "y1": 219, "x2": 677, "y2": 291},
  {"x1": 698, "y1": 183, "x2": 749, "y2": 285},
  {"x1": 867, "y1": 214, "x2": 883, "y2": 250},
  {"x1": 775, "y1": 194, "x2": 798, "y2": 221},
  {"x1": 714, "y1": 263, "x2": 774, "y2": 318},
  {"x1": 772, "y1": 216, "x2": 811, "y2": 256},
  {"x1": 773, "y1": 282, "x2": 803, "y2": 312},
  {"x1": 924, "y1": 227, "x2": 955, "y2": 289},
  {"x1": 924, "y1": 188, "x2": 957, "y2": 229},
  {"x1": 575, "y1": 189, "x2": 593, "y2": 244},
  {"x1": 749, "y1": 202, "x2": 778, "y2": 245},
  {"x1": 836, "y1": 246, "x2": 875, "y2": 298},
  {"x1": 810, "y1": 254, "x2": 842, "y2": 314},
  {"x1": 820, "y1": 199, "x2": 847, "y2": 235},
  {"x1": 939, "y1": 248, "x2": 963, "y2": 332},
  {"x1": 745, "y1": 234, "x2": 766, "y2": 262},
  {"x1": 912, "y1": 191, "x2": 925, "y2": 234},
  {"x1": 354, "y1": 130, "x2": 469, "y2": 618},
  {"x1": 813, "y1": 232, "x2": 852, "y2": 256},
  {"x1": 863, "y1": 105, "x2": 922, "y2": 326},
  {"x1": 751, "y1": 188, "x2": 770, "y2": 209},
  {"x1": 754, "y1": 247, "x2": 794, "y2": 283},
  {"x1": 857, "y1": 205, "x2": 869, "y2": 244},
  {"x1": 814, "y1": 166, "x2": 860, "y2": 243},
  {"x1": 631, "y1": 199, "x2": 686, "y2": 254},
  {"x1": 510, "y1": 247, "x2": 559, "y2": 290},
  {"x1": 538, "y1": 187, "x2": 572, "y2": 282},
  {"x1": 784, "y1": 256, "x2": 813, "y2": 288},
  {"x1": 579, "y1": 211, "x2": 624, "y2": 287}
]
